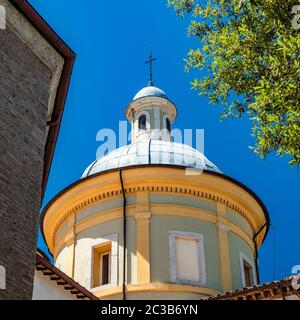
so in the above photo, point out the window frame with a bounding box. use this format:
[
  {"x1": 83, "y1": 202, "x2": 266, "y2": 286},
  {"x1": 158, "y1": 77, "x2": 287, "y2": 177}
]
[
  {"x1": 168, "y1": 230, "x2": 207, "y2": 286},
  {"x1": 162, "y1": 114, "x2": 172, "y2": 133},
  {"x1": 87, "y1": 233, "x2": 118, "y2": 291},
  {"x1": 138, "y1": 114, "x2": 147, "y2": 131},
  {"x1": 239, "y1": 251, "x2": 256, "y2": 288},
  {"x1": 92, "y1": 242, "x2": 112, "y2": 288},
  {"x1": 165, "y1": 117, "x2": 171, "y2": 133},
  {"x1": 99, "y1": 250, "x2": 111, "y2": 286},
  {"x1": 136, "y1": 111, "x2": 150, "y2": 133}
]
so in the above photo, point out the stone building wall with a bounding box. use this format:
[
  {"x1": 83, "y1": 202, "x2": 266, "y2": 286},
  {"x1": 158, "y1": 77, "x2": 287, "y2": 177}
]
[
  {"x1": 0, "y1": 25, "x2": 51, "y2": 299},
  {"x1": 0, "y1": 0, "x2": 70, "y2": 299}
]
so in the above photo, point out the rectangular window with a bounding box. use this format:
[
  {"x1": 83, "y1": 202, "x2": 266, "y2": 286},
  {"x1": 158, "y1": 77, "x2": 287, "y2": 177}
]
[
  {"x1": 92, "y1": 242, "x2": 111, "y2": 288},
  {"x1": 100, "y1": 252, "x2": 110, "y2": 285},
  {"x1": 239, "y1": 251, "x2": 256, "y2": 288},
  {"x1": 243, "y1": 260, "x2": 253, "y2": 287}
]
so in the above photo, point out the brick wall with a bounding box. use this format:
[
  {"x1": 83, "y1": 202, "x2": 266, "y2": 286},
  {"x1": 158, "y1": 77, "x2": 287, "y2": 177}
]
[{"x1": 0, "y1": 27, "x2": 51, "y2": 299}]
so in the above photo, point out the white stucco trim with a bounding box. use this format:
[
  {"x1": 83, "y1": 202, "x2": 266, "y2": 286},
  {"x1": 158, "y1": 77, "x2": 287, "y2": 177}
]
[
  {"x1": 169, "y1": 230, "x2": 207, "y2": 287},
  {"x1": 160, "y1": 113, "x2": 172, "y2": 141},
  {"x1": 87, "y1": 233, "x2": 118, "y2": 291},
  {"x1": 154, "y1": 108, "x2": 160, "y2": 129},
  {"x1": 216, "y1": 221, "x2": 230, "y2": 232},
  {"x1": 239, "y1": 251, "x2": 257, "y2": 287}
]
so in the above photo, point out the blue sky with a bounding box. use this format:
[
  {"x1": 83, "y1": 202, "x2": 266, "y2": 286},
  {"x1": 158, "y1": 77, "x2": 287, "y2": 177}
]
[{"x1": 30, "y1": 0, "x2": 300, "y2": 284}]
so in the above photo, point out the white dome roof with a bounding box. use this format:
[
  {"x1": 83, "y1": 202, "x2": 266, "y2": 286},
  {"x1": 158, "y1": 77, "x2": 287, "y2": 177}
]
[
  {"x1": 82, "y1": 139, "x2": 222, "y2": 178},
  {"x1": 133, "y1": 86, "x2": 168, "y2": 101}
]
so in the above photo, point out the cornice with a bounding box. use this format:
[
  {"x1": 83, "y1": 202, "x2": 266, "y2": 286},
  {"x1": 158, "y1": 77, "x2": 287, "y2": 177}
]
[{"x1": 47, "y1": 184, "x2": 258, "y2": 253}]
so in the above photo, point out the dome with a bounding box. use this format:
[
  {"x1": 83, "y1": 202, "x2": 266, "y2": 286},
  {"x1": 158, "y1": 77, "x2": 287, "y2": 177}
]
[
  {"x1": 133, "y1": 85, "x2": 168, "y2": 101},
  {"x1": 82, "y1": 139, "x2": 222, "y2": 178}
]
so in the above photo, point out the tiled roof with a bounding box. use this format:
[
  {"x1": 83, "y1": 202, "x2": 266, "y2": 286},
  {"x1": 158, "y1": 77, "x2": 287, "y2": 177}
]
[
  {"x1": 204, "y1": 277, "x2": 300, "y2": 300},
  {"x1": 35, "y1": 252, "x2": 98, "y2": 300}
]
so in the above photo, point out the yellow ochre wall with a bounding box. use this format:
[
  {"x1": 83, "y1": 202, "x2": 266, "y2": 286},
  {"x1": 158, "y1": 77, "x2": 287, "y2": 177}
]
[{"x1": 42, "y1": 167, "x2": 268, "y2": 300}]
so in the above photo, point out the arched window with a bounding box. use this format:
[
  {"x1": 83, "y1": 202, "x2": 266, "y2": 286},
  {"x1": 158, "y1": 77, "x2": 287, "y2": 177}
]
[
  {"x1": 166, "y1": 118, "x2": 171, "y2": 132},
  {"x1": 138, "y1": 114, "x2": 146, "y2": 131}
]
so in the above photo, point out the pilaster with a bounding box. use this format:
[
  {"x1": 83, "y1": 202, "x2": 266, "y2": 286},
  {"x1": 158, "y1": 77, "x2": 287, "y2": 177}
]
[
  {"x1": 134, "y1": 193, "x2": 151, "y2": 284},
  {"x1": 216, "y1": 203, "x2": 232, "y2": 292}
]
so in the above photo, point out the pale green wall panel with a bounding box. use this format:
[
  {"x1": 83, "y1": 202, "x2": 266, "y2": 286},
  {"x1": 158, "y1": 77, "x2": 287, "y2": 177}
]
[
  {"x1": 126, "y1": 217, "x2": 136, "y2": 284},
  {"x1": 226, "y1": 209, "x2": 252, "y2": 237},
  {"x1": 150, "y1": 215, "x2": 221, "y2": 291},
  {"x1": 76, "y1": 194, "x2": 136, "y2": 222},
  {"x1": 149, "y1": 193, "x2": 217, "y2": 213},
  {"x1": 77, "y1": 220, "x2": 124, "y2": 242}
]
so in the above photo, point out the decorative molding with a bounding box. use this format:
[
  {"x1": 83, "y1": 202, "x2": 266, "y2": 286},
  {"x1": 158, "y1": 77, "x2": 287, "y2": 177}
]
[
  {"x1": 126, "y1": 96, "x2": 177, "y2": 123},
  {"x1": 49, "y1": 184, "x2": 257, "y2": 252},
  {"x1": 93, "y1": 283, "x2": 221, "y2": 299},
  {"x1": 64, "y1": 233, "x2": 76, "y2": 246},
  {"x1": 53, "y1": 203, "x2": 255, "y2": 259},
  {"x1": 216, "y1": 222, "x2": 230, "y2": 232},
  {"x1": 134, "y1": 211, "x2": 151, "y2": 220}
]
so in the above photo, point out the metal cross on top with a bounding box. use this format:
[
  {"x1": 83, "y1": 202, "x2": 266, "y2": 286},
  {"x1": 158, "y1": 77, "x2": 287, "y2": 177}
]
[{"x1": 145, "y1": 51, "x2": 157, "y2": 86}]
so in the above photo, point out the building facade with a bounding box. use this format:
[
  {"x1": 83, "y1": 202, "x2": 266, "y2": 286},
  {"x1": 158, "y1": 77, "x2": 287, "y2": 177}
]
[
  {"x1": 41, "y1": 83, "x2": 269, "y2": 300},
  {"x1": 0, "y1": 0, "x2": 74, "y2": 299},
  {"x1": 33, "y1": 250, "x2": 98, "y2": 300}
]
